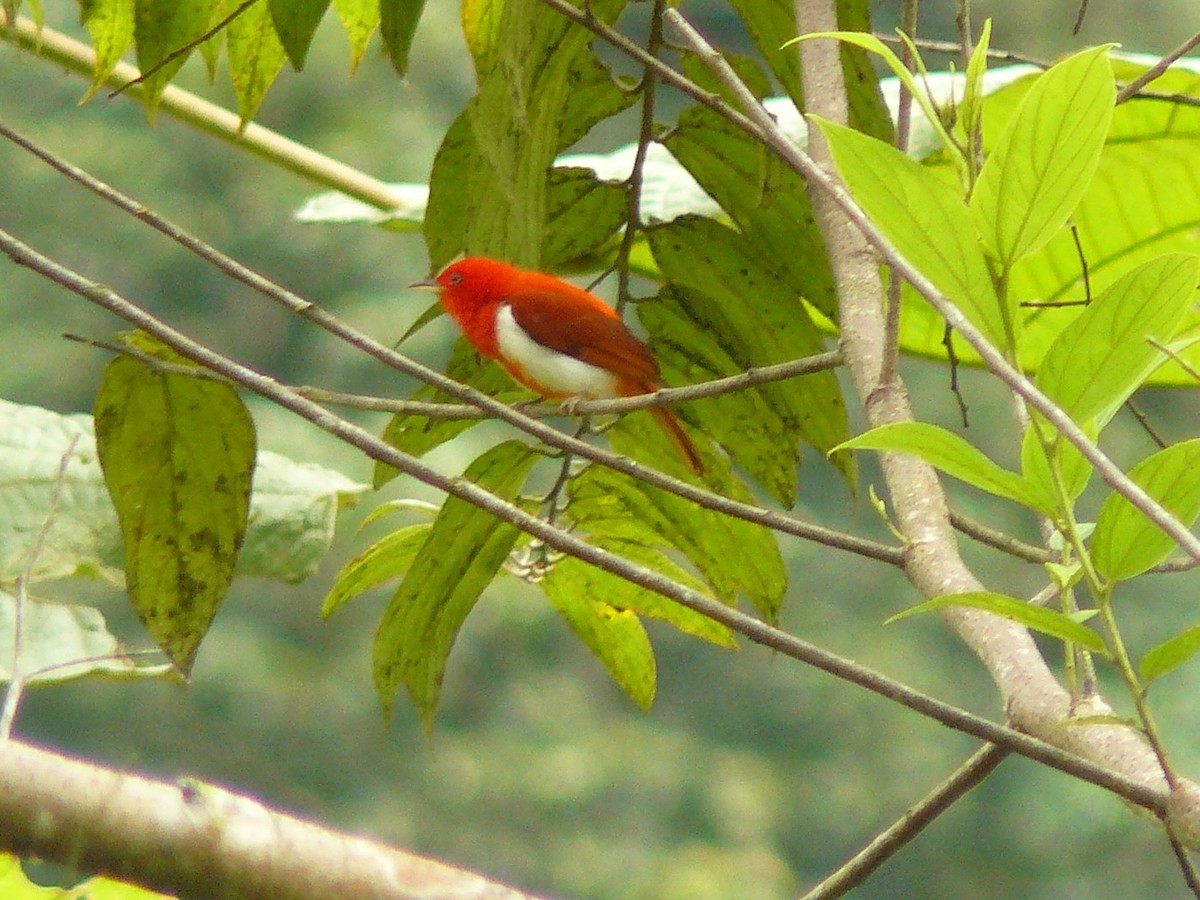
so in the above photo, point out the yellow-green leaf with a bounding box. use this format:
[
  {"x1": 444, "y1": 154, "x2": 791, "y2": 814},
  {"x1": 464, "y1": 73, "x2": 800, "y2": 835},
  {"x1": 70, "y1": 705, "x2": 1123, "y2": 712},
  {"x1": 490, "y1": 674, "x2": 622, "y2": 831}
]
[
  {"x1": 94, "y1": 336, "x2": 256, "y2": 674},
  {"x1": 372, "y1": 442, "x2": 539, "y2": 728}
]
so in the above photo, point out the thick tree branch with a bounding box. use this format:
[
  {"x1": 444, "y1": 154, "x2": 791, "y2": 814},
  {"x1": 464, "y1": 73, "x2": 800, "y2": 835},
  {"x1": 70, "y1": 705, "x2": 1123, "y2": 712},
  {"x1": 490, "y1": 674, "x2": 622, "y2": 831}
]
[{"x1": 0, "y1": 738, "x2": 539, "y2": 899}]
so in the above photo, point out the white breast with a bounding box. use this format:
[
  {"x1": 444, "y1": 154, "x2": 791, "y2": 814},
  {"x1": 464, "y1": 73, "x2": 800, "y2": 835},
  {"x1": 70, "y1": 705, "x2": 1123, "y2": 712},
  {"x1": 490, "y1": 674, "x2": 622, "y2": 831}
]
[{"x1": 494, "y1": 305, "x2": 620, "y2": 398}]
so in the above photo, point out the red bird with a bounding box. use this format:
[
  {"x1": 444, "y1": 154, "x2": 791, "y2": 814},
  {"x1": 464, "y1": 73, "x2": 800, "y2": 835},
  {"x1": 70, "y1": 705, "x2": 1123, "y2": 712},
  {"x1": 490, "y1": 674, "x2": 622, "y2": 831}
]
[{"x1": 412, "y1": 256, "x2": 703, "y2": 474}]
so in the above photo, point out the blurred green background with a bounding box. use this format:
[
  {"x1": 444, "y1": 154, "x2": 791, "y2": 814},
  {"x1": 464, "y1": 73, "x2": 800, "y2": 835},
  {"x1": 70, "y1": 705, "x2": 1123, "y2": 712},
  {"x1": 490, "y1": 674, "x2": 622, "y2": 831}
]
[{"x1": 4, "y1": 1, "x2": 1200, "y2": 897}]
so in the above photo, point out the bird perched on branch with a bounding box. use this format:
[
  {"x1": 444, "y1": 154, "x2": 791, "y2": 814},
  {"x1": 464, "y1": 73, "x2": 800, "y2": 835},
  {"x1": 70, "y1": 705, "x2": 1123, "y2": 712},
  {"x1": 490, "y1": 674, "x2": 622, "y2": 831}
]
[{"x1": 412, "y1": 256, "x2": 703, "y2": 474}]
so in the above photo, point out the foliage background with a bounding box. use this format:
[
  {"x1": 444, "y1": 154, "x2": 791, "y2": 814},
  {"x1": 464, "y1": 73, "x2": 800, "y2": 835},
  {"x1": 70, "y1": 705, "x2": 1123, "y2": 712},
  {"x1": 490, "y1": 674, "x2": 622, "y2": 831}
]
[{"x1": 4, "y1": 1, "x2": 1200, "y2": 896}]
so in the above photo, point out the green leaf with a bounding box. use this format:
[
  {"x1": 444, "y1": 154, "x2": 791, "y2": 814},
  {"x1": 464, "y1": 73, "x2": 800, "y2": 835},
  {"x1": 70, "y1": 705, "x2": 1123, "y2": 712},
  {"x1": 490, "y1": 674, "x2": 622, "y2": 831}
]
[
  {"x1": 646, "y1": 217, "x2": 849, "y2": 505},
  {"x1": 81, "y1": 0, "x2": 136, "y2": 101},
  {"x1": 542, "y1": 168, "x2": 627, "y2": 270},
  {"x1": 373, "y1": 442, "x2": 540, "y2": 728},
  {"x1": 331, "y1": 0, "x2": 380, "y2": 72},
  {"x1": 322, "y1": 523, "x2": 431, "y2": 617},
  {"x1": 372, "y1": 336, "x2": 525, "y2": 488},
  {"x1": 971, "y1": 46, "x2": 1115, "y2": 267},
  {"x1": 0, "y1": 592, "x2": 174, "y2": 684},
  {"x1": 569, "y1": 453, "x2": 786, "y2": 622},
  {"x1": 269, "y1": 0, "x2": 330, "y2": 69},
  {"x1": 422, "y1": 0, "x2": 632, "y2": 266},
  {"x1": 1092, "y1": 439, "x2": 1200, "y2": 581},
  {"x1": 813, "y1": 118, "x2": 1010, "y2": 350},
  {"x1": 226, "y1": 0, "x2": 288, "y2": 125},
  {"x1": 379, "y1": 0, "x2": 425, "y2": 74},
  {"x1": 93, "y1": 341, "x2": 256, "y2": 674},
  {"x1": 1141, "y1": 626, "x2": 1200, "y2": 682},
  {"x1": 958, "y1": 19, "x2": 992, "y2": 154},
  {"x1": 133, "y1": 0, "x2": 216, "y2": 116},
  {"x1": 1036, "y1": 253, "x2": 1199, "y2": 423},
  {"x1": 663, "y1": 107, "x2": 837, "y2": 320},
  {"x1": 789, "y1": 31, "x2": 963, "y2": 179},
  {"x1": 581, "y1": 538, "x2": 735, "y2": 648},
  {"x1": 1019, "y1": 420, "x2": 1092, "y2": 511},
  {"x1": 837, "y1": 423, "x2": 1049, "y2": 512},
  {"x1": 0, "y1": 399, "x2": 364, "y2": 587},
  {"x1": 888, "y1": 591, "x2": 1109, "y2": 655},
  {"x1": 542, "y1": 560, "x2": 657, "y2": 710}
]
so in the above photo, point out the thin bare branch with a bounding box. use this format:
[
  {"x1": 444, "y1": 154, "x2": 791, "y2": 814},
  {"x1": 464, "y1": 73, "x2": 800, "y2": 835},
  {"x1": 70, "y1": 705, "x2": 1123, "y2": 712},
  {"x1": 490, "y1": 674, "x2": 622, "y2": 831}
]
[
  {"x1": 950, "y1": 511, "x2": 1053, "y2": 564},
  {"x1": 802, "y1": 743, "x2": 1009, "y2": 899},
  {"x1": 1116, "y1": 31, "x2": 1200, "y2": 104},
  {"x1": 62, "y1": 332, "x2": 844, "y2": 417}
]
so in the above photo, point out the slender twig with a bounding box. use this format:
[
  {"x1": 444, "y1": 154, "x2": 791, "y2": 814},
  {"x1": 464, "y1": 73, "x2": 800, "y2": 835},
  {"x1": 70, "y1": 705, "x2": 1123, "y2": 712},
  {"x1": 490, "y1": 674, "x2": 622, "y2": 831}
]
[
  {"x1": 1, "y1": 437, "x2": 80, "y2": 740},
  {"x1": 1115, "y1": 31, "x2": 1200, "y2": 104},
  {"x1": 62, "y1": 331, "x2": 844, "y2": 417},
  {"x1": 802, "y1": 743, "x2": 1009, "y2": 899},
  {"x1": 950, "y1": 511, "x2": 1054, "y2": 564},
  {"x1": 873, "y1": 33, "x2": 1050, "y2": 69},
  {"x1": 1072, "y1": 0, "x2": 1091, "y2": 35},
  {"x1": 0, "y1": 122, "x2": 893, "y2": 566},
  {"x1": 663, "y1": 7, "x2": 1200, "y2": 567},
  {"x1": 0, "y1": 14, "x2": 405, "y2": 212},
  {"x1": 1070, "y1": 224, "x2": 1093, "y2": 305},
  {"x1": 1126, "y1": 398, "x2": 1169, "y2": 450},
  {"x1": 109, "y1": 0, "x2": 261, "y2": 98},
  {"x1": 879, "y1": 0, "x2": 918, "y2": 389},
  {"x1": 613, "y1": 0, "x2": 666, "y2": 315},
  {"x1": 0, "y1": 226, "x2": 1172, "y2": 813}
]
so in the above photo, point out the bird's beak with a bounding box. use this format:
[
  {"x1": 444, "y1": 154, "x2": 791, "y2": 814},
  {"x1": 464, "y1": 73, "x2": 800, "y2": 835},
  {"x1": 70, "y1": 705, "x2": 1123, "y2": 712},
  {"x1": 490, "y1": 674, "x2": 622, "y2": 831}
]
[{"x1": 409, "y1": 277, "x2": 441, "y2": 291}]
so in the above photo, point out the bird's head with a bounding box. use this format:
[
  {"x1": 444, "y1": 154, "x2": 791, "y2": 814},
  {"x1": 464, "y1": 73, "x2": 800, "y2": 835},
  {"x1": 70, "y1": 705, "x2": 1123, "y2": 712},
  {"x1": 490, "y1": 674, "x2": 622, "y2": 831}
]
[{"x1": 410, "y1": 256, "x2": 520, "y2": 313}]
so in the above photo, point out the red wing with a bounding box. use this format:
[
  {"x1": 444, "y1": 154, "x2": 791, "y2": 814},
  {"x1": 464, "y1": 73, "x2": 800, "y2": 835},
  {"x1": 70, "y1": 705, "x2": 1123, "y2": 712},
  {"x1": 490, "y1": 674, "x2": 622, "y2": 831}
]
[{"x1": 507, "y1": 287, "x2": 661, "y2": 386}]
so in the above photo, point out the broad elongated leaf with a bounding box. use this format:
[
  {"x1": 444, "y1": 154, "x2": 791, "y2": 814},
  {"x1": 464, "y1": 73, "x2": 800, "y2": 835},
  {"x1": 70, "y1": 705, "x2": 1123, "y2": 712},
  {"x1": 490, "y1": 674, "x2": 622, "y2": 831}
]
[
  {"x1": 1092, "y1": 439, "x2": 1200, "y2": 581},
  {"x1": 0, "y1": 399, "x2": 365, "y2": 586},
  {"x1": 971, "y1": 46, "x2": 1115, "y2": 268},
  {"x1": 373, "y1": 442, "x2": 539, "y2": 727},
  {"x1": 94, "y1": 345, "x2": 256, "y2": 674},
  {"x1": 226, "y1": 0, "x2": 288, "y2": 124},
  {"x1": 888, "y1": 591, "x2": 1109, "y2": 655},
  {"x1": 379, "y1": 0, "x2": 425, "y2": 74},
  {"x1": 322, "y1": 523, "x2": 431, "y2": 617},
  {"x1": 1141, "y1": 626, "x2": 1200, "y2": 682},
  {"x1": 569, "y1": 447, "x2": 786, "y2": 621},
  {"x1": 133, "y1": 0, "x2": 215, "y2": 116},
  {"x1": 373, "y1": 336, "x2": 524, "y2": 488},
  {"x1": 646, "y1": 218, "x2": 847, "y2": 505},
  {"x1": 1036, "y1": 253, "x2": 1198, "y2": 423},
  {"x1": 1019, "y1": 420, "x2": 1092, "y2": 512},
  {"x1": 81, "y1": 0, "x2": 136, "y2": 100},
  {"x1": 423, "y1": 0, "x2": 632, "y2": 266},
  {"x1": 663, "y1": 107, "x2": 837, "y2": 320},
  {"x1": 837, "y1": 423, "x2": 1049, "y2": 512},
  {"x1": 270, "y1": 0, "x2": 330, "y2": 69},
  {"x1": 542, "y1": 168, "x2": 627, "y2": 269},
  {"x1": 331, "y1": 0, "x2": 380, "y2": 71},
  {"x1": 543, "y1": 560, "x2": 657, "y2": 710},
  {"x1": 814, "y1": 118, "x2": 1011, "y2": 351}
]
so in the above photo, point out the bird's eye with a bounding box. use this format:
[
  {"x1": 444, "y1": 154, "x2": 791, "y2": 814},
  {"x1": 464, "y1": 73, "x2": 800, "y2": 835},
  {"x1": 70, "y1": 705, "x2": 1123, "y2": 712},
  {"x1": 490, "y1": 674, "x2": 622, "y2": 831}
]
[{"x1": 448, "y1": 272, "x2": 464, "y2": 285}]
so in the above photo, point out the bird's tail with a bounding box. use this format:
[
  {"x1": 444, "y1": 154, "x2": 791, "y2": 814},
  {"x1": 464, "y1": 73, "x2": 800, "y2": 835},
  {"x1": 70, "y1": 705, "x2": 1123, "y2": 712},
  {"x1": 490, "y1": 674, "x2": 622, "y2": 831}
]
[{"x1": 650, "y1": 406, "x2": 704, "y2": 475}]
